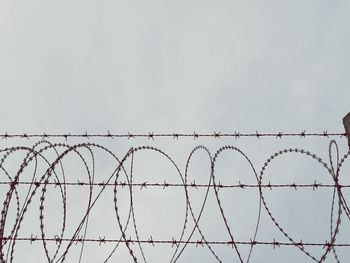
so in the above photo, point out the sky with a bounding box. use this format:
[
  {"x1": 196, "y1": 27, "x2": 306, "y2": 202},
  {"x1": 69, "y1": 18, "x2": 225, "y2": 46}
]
[{"x1": 1, "y1": 0, "x2": 350, "y2": 262}]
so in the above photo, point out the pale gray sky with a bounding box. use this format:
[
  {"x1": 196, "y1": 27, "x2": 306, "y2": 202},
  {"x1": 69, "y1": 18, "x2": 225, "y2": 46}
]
[{"x1": 1, "y1": 0, "x2": 350, "y2": 262}]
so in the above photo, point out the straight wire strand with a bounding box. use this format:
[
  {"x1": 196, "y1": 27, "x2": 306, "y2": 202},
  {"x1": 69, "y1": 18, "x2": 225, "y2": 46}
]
[
  {"x1": 1, "y1": 181, "x2": 350, "y2": 189},
  {"x1": 0, "y1": 131, "x2": 346, "y2": 140},
  {"x1": 2, "y1": 236, "x2": 350, "y2": 247}
]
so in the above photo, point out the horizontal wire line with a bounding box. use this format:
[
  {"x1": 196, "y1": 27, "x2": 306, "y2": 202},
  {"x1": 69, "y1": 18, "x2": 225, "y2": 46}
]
[
  {"x1": 2, "y1": 237, "x2": 349, "y2": 248},
  {"x1": 0, "y1": 131, "x2": 346, "y2": 139},
  {"x1": 1, "y1": 181, "x2": 349, "y2": 189}
]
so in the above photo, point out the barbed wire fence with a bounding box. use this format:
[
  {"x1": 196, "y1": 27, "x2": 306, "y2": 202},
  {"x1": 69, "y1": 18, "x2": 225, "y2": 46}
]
[
  {"x1": 0, "y1": 131, "x2": 350, "y2": 262},
  {"x1": 0, "y1": 131, "x2": 346, "y2": 140}
]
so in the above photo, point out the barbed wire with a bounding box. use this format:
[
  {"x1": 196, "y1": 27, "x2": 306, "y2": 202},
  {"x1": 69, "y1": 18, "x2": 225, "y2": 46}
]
[
  {"x1": 3, "y1": 236, "x2": 350, "y2": 248},
  {"x1": 1, "y1": 181, "x2": 350, "y2": 189},
  {"x1": 0, "y1": 131, "x2": 346, "y2": 140},
  {"x1": 0, "y1": 139, "x2": 349, "y2": 262}
]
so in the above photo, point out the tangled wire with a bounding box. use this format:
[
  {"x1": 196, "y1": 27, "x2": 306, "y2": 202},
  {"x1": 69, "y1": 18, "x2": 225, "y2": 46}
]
[{"x1": 0, "y1": 139, "x2": 349, "y2": 262}]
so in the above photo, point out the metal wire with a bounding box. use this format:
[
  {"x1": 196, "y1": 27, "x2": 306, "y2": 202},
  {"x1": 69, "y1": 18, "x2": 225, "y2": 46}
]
[
  {"x1": 0, "y1": 131, "x2": 346, "y2": 140},
  {"x1": 0, "y1": 139, "x2": 349, "y2": 262}
]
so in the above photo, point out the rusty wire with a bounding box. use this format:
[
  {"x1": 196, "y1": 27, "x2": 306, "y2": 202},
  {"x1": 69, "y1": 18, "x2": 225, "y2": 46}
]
[
  {"x1": 0, "y1": 139, "x2": 349, "y2": 262},
  {"x1": 0, "y1": 131, "x2": 346, "y2": 140}
]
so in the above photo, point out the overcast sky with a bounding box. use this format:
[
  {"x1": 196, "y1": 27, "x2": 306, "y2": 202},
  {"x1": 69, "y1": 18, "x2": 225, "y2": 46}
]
[{"x1": 1, "y1": 0, "x2": 350, "y2": 262}]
